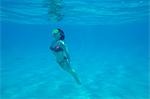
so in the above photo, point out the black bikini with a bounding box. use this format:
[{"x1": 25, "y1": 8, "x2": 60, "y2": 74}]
[
  {"x1": 50, "y1": 40, "x2": 69, "y2": 65},
  {"x1": 50, "y1": 41, "x2": 63, "y2": 52}
]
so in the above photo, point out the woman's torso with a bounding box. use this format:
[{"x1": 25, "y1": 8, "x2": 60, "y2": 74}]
[{"x1": 50, "y1": 40, "x2": 67, "y2": 62}]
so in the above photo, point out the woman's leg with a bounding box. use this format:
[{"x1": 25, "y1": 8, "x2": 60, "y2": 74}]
[
  {"x1": 66, "y1": 67, "x2": 81, "y2": 85},
  {"x1": 59, "y1": 61, "x2": 81, "y2": 84}
]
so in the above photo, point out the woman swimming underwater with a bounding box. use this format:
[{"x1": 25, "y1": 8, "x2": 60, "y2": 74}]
[{"x1": 50, "y1": 28, "x2": 81, "y2": 85}]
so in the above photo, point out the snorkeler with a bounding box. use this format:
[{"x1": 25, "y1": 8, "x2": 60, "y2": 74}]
[{"x1": 50, "y1": 28, "x2": 81, "y2": 85}]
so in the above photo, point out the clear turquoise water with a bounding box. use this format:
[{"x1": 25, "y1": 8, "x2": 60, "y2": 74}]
[{"x1": 1, "y1": 0, "x2": 149, "y2": 99}]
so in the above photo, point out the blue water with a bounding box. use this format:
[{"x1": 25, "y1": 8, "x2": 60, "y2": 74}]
[{"x1": 1, "y1": 0, "x2": 149, "y2": 99}]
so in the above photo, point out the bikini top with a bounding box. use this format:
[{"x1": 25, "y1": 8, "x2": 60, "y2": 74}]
[{"x1": 50, "y1": 40, "x2": 64, "y2": 52}]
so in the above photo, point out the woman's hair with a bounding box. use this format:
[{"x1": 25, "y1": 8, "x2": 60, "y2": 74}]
[{"x1": 57, "y1": 28, "x2": 65, "y2": 40}]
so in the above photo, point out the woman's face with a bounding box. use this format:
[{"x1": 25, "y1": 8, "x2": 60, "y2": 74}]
[{"x1": 52, "y1": 30, "x2": 61, "y2": 40}]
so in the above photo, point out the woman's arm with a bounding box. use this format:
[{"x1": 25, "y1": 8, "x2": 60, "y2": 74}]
[
  {"x1": 64, "y1": 46, "x2": 71, "y2": 60},
  {"x1": 58, "y1": 40, "x2": 71, "y2": 60}
]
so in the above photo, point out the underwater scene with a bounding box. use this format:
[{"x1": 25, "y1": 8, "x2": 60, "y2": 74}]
[{"x1": 1, "y1": 0, "x2": 149, "y2": 99}]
